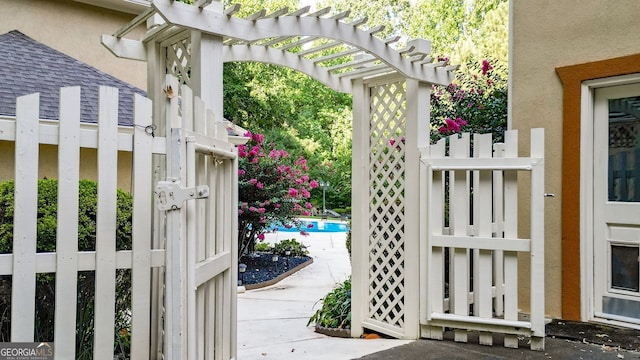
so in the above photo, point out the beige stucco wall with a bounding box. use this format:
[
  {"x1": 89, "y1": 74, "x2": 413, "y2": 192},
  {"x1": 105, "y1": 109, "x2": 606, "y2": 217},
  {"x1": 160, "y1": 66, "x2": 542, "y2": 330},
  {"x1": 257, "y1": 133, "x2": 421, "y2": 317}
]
[
  {"x1": 510, "y1": 0, "x2": 640, "y2": 318},
  {"x1": 0, "y1": 0, "x2": 147, "y2": 90},
  {"x1": 0, "y1": 141, "x2": 133, "y2": 191}
]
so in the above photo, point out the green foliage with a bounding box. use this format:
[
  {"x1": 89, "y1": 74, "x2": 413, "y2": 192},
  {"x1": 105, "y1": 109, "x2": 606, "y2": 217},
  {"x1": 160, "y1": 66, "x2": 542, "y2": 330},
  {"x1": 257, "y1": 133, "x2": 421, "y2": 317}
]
[
  {"x1": 430, "y1": 58, "x2": 508, "y2": 143},
  {"x1": 272, "y1": 238, "x2": 306, "y2": 257},
  {"x1": 0, "y1": 179, "x2": 132, "y2": 358},
  {"x1": 253, "y1": 242, "x2": 272, "y2": 252},
  {"x1": 308, "y1": 277, "x2": 352, "y2": 329}
]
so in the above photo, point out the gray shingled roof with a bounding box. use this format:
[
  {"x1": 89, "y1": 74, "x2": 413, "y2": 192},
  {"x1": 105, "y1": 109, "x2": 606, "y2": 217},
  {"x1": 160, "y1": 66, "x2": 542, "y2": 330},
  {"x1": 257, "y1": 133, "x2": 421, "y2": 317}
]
[{"x1": 0, "y1": 30, "x2": 146, "y2": 126}]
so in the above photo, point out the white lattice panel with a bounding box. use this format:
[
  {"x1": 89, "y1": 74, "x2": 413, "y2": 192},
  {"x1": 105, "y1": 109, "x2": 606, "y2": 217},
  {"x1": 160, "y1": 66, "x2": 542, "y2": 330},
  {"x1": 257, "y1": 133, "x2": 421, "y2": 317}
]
[
  {"x1": 367, "y1": 81, "x2": 407, "y2": 332},
  {"x1": 166, "y1": 35, "x2": 192, "y2": 86}
]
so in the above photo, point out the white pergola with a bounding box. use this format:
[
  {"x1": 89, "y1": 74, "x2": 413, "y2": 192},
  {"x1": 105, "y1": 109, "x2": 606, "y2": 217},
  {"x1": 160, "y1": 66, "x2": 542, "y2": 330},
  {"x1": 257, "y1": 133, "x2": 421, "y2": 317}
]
[{"x1": 104, "y1": 0, "x2": 456, "y2": 356}]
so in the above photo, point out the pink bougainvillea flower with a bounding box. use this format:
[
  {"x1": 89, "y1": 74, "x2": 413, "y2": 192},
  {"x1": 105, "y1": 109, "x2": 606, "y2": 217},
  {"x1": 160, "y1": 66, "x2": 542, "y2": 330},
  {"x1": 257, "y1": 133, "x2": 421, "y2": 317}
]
[
  {"x1": 238, "y1": 209, "x2": 244, "y2": 214},
  {"x1": 252, "y1": 133, "x2": 265, "y2": 144},
  {"x1": 238, "y1": 169, "x2": 246, "y2": 176},
  {"x1": 481, "y1": 59, "x2": 493, "y2": 75},
  {"x1": 249, "y1": 178, "x2": 258, "y2": 185},
  {"x1": 256, "y1": 182, "x2": 264, "y2": 190},
  {"x1": 309, "y1": 180, "x2": 319, "y2": 189},
  {"x1": 305, "y1": 202, "x2": 313, "y2": 209},
  {"x1": 288, "y1": 188, "x2": 298, "y2": 197},
  {"x1": 257, "y1": 233, "x2": 265, "y2": 240},
  {"x1": 258, "y1": 207, "x2": 266, "y2": 214},
  {"x1": 249, "y1": 206, "x2": 257, "y2": 212},
  {"x1": 274, "y1": 203, "x2": 281, "y2": 209},
  {"x1": 295, "y1": 178, "x2": 303, "y2": 185},
  {"x1": 302, "y1": 210, "x2": 311, "y2": 216},
  {"x1": 301, "y1": 189, "x2": 310, "y2": 198}
]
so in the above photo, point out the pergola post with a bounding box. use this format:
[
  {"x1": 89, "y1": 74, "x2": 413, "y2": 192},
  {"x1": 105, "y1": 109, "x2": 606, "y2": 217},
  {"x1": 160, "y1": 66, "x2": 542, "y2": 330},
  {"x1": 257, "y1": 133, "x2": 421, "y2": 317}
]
[{"x1": 404, "y1": 78, "x2": 432, "y2": 338}]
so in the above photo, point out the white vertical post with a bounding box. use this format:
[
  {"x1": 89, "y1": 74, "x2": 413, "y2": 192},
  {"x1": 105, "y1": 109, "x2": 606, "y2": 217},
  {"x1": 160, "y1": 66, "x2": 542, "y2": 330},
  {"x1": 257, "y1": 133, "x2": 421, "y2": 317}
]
[
  {"x1": 186, "y1": 137, "x2": 197, "y2": 358},
  {"x1": 94, "y1": 86, "x2": 119, "y2": 358},
  {"x1": 503, "y1": 130, "x2": 519, "y2": 349},
  {"x1": 475, "y1": 133, "x2": 494, "y2": 346},
  {"x1": 492, "y1": 143, "x2": 505, "y2": 318},
  {"x1": 404, "y1": 79, "x2": 429, "y2": 339},
  {"x1": 529, "y1": 128, "x2": 545, "y2": 351},
  {"x1": 146, "y1": 38, "x2": 166, "y2": 359},
  {"x1": 130, "y1": 94, "x2": 154, "y2": 360},
  {"x1": 190, "y1": 31, "x2": 224, "y2": 122},
  {"x1": 350, "y1": 78, "x2": 368, "y2": 338},
  {"x1": 450, "y1": 133, "x2": 469, "y2": 343},
  {"x1": 423, "y1": 139, "x2": 446, "y2": 340},
  {"x1": 12, "y1": 93, "x2": 39, "y2": 342},
  {"x1": 54, "y1": 87, "x2": 81, "y2": 357}
]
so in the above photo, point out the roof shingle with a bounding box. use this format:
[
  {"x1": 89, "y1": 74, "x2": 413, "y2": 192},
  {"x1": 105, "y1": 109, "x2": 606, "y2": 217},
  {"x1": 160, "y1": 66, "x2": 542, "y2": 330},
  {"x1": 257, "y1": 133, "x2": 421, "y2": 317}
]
[{"x1": 0, "y1": 30, "x2": 146, "y2": 126}]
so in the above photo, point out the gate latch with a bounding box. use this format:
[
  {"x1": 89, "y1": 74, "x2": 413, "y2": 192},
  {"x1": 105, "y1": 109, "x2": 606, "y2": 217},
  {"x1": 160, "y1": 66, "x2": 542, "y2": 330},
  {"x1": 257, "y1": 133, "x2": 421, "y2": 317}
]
[{"x1": 155, "y1": 179, "x2": 209, "y2": 211}]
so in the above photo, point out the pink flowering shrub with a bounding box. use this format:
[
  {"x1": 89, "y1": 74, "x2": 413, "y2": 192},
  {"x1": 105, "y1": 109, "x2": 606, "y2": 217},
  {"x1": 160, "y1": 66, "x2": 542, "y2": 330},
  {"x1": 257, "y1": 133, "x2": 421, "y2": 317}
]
[
  {"x1": 238, "y1": 132, "x2": 318, "y2": 256},
  {"x1": 431, "y1": 58, "x2": 507, "y2": 143}
]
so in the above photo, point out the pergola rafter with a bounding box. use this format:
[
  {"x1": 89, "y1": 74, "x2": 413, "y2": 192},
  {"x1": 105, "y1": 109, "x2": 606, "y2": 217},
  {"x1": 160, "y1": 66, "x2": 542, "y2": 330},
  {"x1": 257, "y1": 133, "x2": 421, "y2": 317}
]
[{"x1": 103, "y1": 0, "x2": 456, "y2": 94}]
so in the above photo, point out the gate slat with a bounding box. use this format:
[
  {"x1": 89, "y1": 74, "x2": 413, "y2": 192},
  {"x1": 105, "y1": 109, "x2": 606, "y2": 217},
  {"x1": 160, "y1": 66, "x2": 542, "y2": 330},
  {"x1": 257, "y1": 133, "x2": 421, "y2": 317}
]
[
  {"x1": 426, "y1": 139, "x2": 445, "y2": 339},
  {"x1": 529, "y1": 128, "x2": 545, "y2": 351},
  {"x1": 11, "y1": 92, "x2": 40, "y2": 341},
  {"x1": 94, "y1": 86, "x2": 119, "y2": 358},
  {"x1": 54, "y1": 87, "x2": 81, "y2": 357},
  {"x1": 475, "y1": 133, "x2": 494, "y2": 346},
  {"x1": 450, "y1": 134, "x2": 469, "y2": 343},
  {"x1": 492, "y1": 143, "x2": 505, "y2": 318},
  {"x1": 130, "y1": 94, "x2": 153, "y2": 360},
  {"x1": 503, "y1": 130, "x2": 519, "y2": 349}
]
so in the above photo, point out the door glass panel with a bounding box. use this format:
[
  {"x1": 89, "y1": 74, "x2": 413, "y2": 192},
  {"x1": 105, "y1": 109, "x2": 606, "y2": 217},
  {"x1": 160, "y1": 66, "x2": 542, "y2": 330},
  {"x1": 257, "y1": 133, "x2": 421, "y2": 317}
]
[
  {"x1": 611, "y1": 245, "x2": 639, "y2": 292},
  {"x1": 608, "y1": 96, "x2": 640, "y2": 202}
]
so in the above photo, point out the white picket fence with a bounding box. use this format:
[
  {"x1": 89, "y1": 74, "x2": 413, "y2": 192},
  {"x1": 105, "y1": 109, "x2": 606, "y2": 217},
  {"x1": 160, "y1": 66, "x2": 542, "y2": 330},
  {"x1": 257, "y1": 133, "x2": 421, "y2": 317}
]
[
  {"x1": 0, "y1": 83, "x2": 237, "y2": 359},
  {"x1": 419, "y1": 129, "x2": 545, "y2": 350},
  {"x1": 0, "y1": 86, "x2": 160, "y2": 358}
]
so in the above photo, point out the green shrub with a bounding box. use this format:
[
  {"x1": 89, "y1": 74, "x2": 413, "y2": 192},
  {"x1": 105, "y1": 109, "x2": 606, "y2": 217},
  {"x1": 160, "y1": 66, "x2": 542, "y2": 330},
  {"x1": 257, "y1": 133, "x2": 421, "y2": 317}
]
[
  {"x1": 273, "y1": 238, "x2": 306, "y2": 257},
  {"x1": 308, "y1": 277, "x2": 351, "y2": 329},
  {"x1": 253, "y1": 242, "x2": 271, "y2": 252},
  {"x1": 0, "y1": 179, "x2": 132, "y2": 358}
]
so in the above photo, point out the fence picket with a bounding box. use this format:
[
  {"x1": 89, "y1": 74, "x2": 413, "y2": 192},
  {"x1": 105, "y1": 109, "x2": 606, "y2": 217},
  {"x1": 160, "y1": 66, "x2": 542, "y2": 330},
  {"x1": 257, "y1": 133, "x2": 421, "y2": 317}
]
[
  {"x1": 475, "y1": 133, "x2": 493, "y2": 346},
  {"x1": 450, "y1": 133, "x2": 470, "y2": 343},
  {"x1": 130, "y1": 94, "x2": 154, "y2": 359},
  {"x1": 502, "y1": 130, "x2": 519, "y2": 349},
  {"x1": 93, "y1": 86, "x2": 120, "y2": 358},
  {"x1": 11, "y1": 93, "x2": 40, "y2": 342},
  {"x1": 54, "y1": 87, "x2": 81, "y2": 358}
]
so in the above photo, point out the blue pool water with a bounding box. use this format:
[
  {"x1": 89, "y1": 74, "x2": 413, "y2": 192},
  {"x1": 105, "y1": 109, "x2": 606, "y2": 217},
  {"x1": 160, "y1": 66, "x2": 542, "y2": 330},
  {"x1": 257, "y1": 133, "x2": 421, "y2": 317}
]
[{"x1": 272, "y1": 219, "x2": 348, "y2": 233}]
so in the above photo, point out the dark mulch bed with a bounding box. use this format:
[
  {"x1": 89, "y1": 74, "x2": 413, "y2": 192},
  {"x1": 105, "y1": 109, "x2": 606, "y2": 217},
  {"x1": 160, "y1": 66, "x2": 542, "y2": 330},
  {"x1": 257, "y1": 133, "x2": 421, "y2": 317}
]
[
  {"x1": 546, "y1": 319, "x2": 640, "y2": 352},
  {"x1": 238, "y1": 252, "x2": 311, "y2": 286}
]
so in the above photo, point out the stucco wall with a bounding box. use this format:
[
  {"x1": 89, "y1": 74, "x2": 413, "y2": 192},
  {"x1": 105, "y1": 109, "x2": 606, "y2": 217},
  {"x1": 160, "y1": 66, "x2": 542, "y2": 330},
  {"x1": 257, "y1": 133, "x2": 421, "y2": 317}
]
[
  {"x1": 510, "y1": 0, "x2": 640, "y2": 318},
  {"x1": 0, "y1": 141, "x2": 133, "y2": 191},
  {"x1": 0, "y1": 0, "x2": 147, "y2": 90}
]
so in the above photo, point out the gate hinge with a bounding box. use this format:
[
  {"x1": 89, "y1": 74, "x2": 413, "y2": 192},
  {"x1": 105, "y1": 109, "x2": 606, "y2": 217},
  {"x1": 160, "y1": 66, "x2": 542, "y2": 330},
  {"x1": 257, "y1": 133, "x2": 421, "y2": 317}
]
[{"x1": 155, "y1": 179, "x2": 209, "y2": 211}]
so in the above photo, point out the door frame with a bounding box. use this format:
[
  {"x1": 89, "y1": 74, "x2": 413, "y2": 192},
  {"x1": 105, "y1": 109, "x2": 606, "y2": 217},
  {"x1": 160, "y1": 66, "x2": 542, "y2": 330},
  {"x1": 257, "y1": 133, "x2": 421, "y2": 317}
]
[{"x1": 580, "y1": 73, "x2": 640, "y2": 329}]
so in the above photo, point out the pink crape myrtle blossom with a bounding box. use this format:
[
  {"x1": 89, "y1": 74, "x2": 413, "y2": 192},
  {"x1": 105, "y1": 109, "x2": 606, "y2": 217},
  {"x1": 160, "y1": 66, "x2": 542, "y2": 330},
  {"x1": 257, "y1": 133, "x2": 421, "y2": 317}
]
[{"x1": 237, "y1": 132, "x2": 319, "y2": 257}]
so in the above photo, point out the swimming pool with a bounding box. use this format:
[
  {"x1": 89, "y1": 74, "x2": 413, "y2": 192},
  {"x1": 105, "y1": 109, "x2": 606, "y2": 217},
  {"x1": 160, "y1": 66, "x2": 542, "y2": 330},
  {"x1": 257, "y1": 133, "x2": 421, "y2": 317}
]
[{"x1": 272, "y1": 219, "x2": 349, "y2": 233}]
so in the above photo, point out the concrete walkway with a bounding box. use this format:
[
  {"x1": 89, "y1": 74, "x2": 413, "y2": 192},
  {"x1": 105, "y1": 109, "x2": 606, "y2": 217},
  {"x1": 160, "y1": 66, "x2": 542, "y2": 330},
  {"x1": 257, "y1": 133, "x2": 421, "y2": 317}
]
[{"x1": 237, "y1": 231, "x2": 412, "y2": 360}]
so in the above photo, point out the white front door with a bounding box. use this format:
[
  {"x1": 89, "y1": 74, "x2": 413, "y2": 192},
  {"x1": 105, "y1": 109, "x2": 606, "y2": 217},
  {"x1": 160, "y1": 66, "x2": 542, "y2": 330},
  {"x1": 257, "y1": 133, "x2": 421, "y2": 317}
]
[{"x1": 593, "y1": 83, "x2": 640, "y2": 326}]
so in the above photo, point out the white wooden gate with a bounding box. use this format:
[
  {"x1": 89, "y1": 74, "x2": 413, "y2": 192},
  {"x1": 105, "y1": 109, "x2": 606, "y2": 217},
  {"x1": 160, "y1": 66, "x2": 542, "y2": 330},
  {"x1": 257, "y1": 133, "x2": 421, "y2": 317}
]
[
  {"x1": 419, "y1": 129, "x2": 545, "y2": 350},
  {"x1": 0, "y1": 83, "x2": 237, "y2": 359},
  {"x1": 157, "y1": 78, "x2": 238, "y2": 360}
]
